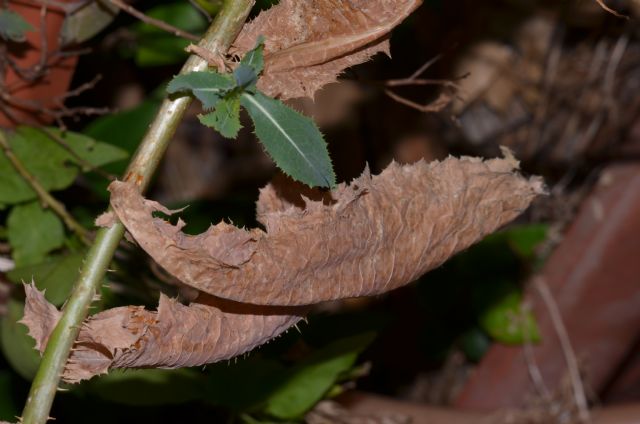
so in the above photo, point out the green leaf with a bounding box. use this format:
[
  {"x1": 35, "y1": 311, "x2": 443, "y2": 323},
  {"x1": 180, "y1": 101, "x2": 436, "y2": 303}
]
[
  {"x1": 0, "y1": 10, "x2": 33, "y2": 42},
  {"x1": 264, "y1": 332, "x2": 375, "y2": 419},
  {"x1": 241, "y1": 92, "x2": 335, "y2": 188},
  {"x1": 233, "y1": 64, "x2": 259, "y2": 91},
  {"x1": 459, "y1": 327, "x2": 491, "y2": 363},
  {"x1": 7, "y1": 202, "x2": 65, "y2": 267},
  {"x1": 199, "y1": 94, "x2": 242, "y2": 138},
  {"x1": 8, "y1": 252, "x2": 85, "y2": 306},
  {"x1": 504, "y1": 224, "x2": 548, "y2": 260},
  {"x1": 0, "y1": 127, "x2": 127, "y2": 205},
  {"x1": 167, "y1": 71, "x2": 236, "y2": 109},
  {"x1": 0, "y1": 298, "x2": 42, "y2": 380},
  {"x1": 42, "y1": 127, "x2": 128, "y2": 170},
  {"x1": 86, "y1": 369, "x2": 204, "y2": 406},
  {"x1": 132, "y1": 2, "x2": 207, "y2": 67},
  {"x1": 239, "y1": 36, "x2": 265, "y2": 76},
  {"x1": 480, "y1": 291, "x2": 541, "y2": 344},
  {"x1": 60, "y1": 0, "x2": 119, "y2": 45}
]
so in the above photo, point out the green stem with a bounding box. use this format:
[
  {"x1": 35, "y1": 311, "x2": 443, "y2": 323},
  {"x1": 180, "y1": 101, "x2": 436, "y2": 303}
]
[{"x1": 20, "y1": 2, "x2": 254, "y2": 423}]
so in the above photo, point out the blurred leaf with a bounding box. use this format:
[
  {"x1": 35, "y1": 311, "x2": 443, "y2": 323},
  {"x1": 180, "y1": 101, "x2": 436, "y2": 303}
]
[
  {"x1": 198, "y1": 94, "x2": 242, "y2": 138},
  {"x1": 459, "y1": 327, "x2": 491, "y2": 362},
  {"x1": 132, "y1": 3, "x2": 207, "y2": 67},
  {"x1": 0, "y1": 10, "x2": 33, "y2": 42},
  {"x1": 0, "y1": 370, "x2": 19, "y2": 421},
  {"x1": 264, "y1": 332, "x2": 375, "y2": 419},
  {"x1": 7, "y1": 202, "x2": 65, "y2": 267},
  {"x1": 167, "y1": 71, "x2": 236, "y2": 109},
  {"x1": 241, "y1": 92, "x2": 335, "y2": 189},
  {"x1": 86, "y1": 368, "x2": 204, "y2": 406},
  {"x1": 504, "y1": 223, "x2": 548, "y2": 260},
  {"x1": 61, "y1": 0, "x2": 119, "y2": 45},
  {"x1": 0, "y1": 127, "x2": 127, "y2": 205},
  {"x1": 205, "y1": 358, "x2": 286, "y2": 411},
  {"x1": 0, "y1": 298, "x2": 41, "y2": 380},
  {"x1": 8, "y1": 252, "x2": 85, "y2": 306},
  {"x1": 42, "y1": 127, "x2": 128, "y2": 170},
  {"x1": 480, "y1": 291, "x2": 540, "y2": 344},
  {"x1": 194, "y1": 0, "x2": 223, "y2": 14}
]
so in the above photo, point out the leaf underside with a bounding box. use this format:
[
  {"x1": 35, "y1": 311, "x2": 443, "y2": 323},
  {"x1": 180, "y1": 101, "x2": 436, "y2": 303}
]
[{"x1": 23, "y1": 155, "x2": 543, "y2": 382}]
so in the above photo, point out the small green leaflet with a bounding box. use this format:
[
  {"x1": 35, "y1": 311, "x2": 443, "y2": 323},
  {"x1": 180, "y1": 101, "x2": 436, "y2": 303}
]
[
  {"x1": 241, "y1": 92, "x2": 335, "y2": 188},
  {"x1": 7, "y1": 201, "x2": 65, "y2": 267},
  {"x1": 167, "y1": 37, "x2": 335, "y2": 188},
  {"x1": 167, "y1": 71, "x2": 236, "y2": 109},
  {"x1": 0, "y1": 10, "x2": 33, "y2": 42},
  {"x1": 199, "y1": 94, "x2": 242, "y2": 139}
]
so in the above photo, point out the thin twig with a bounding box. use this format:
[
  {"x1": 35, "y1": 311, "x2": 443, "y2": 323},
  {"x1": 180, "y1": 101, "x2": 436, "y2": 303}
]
[
  {"x1": 593, "y1": 0, "x2": 629, "y2": 19},
  {"x1": 108, "y1": 0, "x2": 200, "y2": 41},
  {"x1": 20, "y1": 2, "x2": 255, "y2": 423},
  {"x1": 534, "y1": 277, "x2": 591, "y2": 423},
  {"x1": 384, "y1": 89, "x2": 453, "y2": 113},
  {"x1": 188, "y1": 0, "x2": 213, "y2": 22},
  {"x1": 383, "y1": 56, "x2": 459, "y2": 113},
  {"x1": 0, "y1": 131, "x2": 90, "y2": 245},
  {"x1": 39, "y1": 127, "x2": 116, "y2": 181}
]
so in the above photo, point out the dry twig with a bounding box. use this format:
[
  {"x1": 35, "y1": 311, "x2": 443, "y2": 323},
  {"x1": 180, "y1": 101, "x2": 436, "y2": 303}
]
[
  {"x1": 534, "y1": 277, "x2": 591, "y2": 423},
  {"x1": 107, "y1": 0, "x2": 200, "y2": 42}
]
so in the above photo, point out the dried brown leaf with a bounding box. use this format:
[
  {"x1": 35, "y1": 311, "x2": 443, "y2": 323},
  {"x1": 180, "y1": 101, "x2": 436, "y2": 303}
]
[
  {"x1": 232, "y1": 0, "x2": 422, "y2": 99},
  {"x1": 109, "y1": 155, "x2": 544, "y2": 306},
  {"x1": 23, "y1": 284, "x2": 304, "y2": 382},
  {"x1": 22, "y1": 154, "x2": 543, "y2": 382}
]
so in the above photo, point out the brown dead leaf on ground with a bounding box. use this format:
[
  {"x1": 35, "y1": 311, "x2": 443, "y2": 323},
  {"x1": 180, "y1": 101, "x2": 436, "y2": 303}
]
[
  {"x1": 23, "y1": 155, "x2": 543, "y2": 382},
  {"x1": 232, "y1": 0, "x2": 423, "y2": 99}
]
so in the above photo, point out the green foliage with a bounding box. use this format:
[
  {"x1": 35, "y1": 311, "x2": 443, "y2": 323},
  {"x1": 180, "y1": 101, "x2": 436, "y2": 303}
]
[
  {"x1": 241, "y1": 92, "x2": 335, "y2": 188},
  {"x1": 0, "y1": 298, "x2": 41, "y2": 381},
  {"x1": 167, "y1": 40, "x2": 336, "y2": 188},
  {"x1": 167, "y1": 72, "x2": 236, "y2": 109},
  {"x1": 7, "y1": 202, "x2": 65, "y2": 267},
  {"x1": 0, "y1": 10, "x2": 33, "y2": 42},
  {"x1": 131, "y1": 3, "x2": 207, "y2": 67},
  {"x1": 240, "y1": 36, "x2": 265, "y2": 76},
  {"x1": 60, "y1": 0, "x2": 119, "y2": 45},
  {"x1": 263, "y1": 332, "x2": 375, "y2": 419},
  {"x1": 480, "y1": 291, "x2": 540, "y2": 344},
  {"x1": 0, "y1": 127, "x2": 127, "y2": 204},
  {"x1": 417, "y1": 224, "x2": 548, "y2": 360},
  {"x1": 199, "y1": 94, "x2": 242, "y2": 138},
  {"x1": 8, "y1": 252, "x2": 85, "y2": 306}
]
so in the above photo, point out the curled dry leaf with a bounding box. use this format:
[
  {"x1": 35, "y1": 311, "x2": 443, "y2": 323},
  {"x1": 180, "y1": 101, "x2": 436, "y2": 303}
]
[
  {"x1": 22, "y1": 284, "x2": 304, "y2": 383},
  {"x1": 22, "y1": 154, "x2": 543, "y2": 381},
  {"x1": 232, "y1": 0, "x2": 423, "y2": 99},
  {"x1": 110, "y1": 154, "x2": 544, "y2": 306}
]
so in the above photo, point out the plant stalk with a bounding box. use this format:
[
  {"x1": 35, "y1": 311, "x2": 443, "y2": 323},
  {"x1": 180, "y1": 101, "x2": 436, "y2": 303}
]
[{"x1": 20, "y1": 1, "x2": 254, "y2": 423}]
